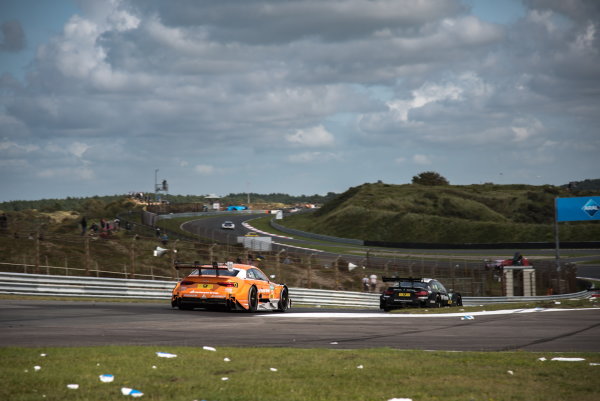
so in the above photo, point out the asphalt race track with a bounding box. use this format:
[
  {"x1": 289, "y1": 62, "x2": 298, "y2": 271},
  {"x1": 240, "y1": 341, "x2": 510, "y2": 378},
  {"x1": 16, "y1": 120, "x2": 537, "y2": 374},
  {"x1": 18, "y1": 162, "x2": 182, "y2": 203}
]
[{"x1": 1, "y1": 299, "x2": 599, "y2": 352}]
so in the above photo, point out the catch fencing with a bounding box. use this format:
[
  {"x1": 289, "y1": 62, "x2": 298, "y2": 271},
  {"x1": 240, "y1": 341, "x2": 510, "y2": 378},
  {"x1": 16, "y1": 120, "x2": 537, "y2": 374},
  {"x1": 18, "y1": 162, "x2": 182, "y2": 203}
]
[
  {"x1": 0, "y1": 215, "x2": 580, "y2": 296},
  {"x1": 0, "y1": 272, "x2": 591, "y2": 308}
]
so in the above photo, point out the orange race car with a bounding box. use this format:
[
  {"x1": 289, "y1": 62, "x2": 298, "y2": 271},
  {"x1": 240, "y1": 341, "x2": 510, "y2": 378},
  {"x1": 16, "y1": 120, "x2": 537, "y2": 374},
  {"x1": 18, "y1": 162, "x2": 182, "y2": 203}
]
[{"x1": 171, "y1": 261, "x2": 291, "y2": 312}]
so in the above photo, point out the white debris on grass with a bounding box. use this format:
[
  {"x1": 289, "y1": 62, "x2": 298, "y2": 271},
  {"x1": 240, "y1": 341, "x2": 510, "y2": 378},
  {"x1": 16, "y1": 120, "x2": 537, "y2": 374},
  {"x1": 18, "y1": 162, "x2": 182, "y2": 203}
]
[
  {"x1": 203, "y1": 346, "x2": 217, "y2": 352},
  {"x1": 538, "y1": 357, "x2": 547, "y2": 361},
  {"x1": 357, "y1": 365, "x2": 364, "y2": 369},
  {"x1": 40, "y1": 353, "x2": 46, "y2": 357},
  {"x1": 152, "y1": 366, "x2": 157, "y2": 369},
  {"x1": 121, "y1": 387, "x2": 144, "y2": 397},
  {"x1": 156, "y1": 352, "x2": 177, "y2": 358},
  {"x1": 551, "y1": 357, "x2": 585, "y2": 362},
  {"x1": 224, "y1": 357, "x2": 231, "y2": 362},
  {"x1": 34, "y1": 366, "x2": 41, "y2": 371},
  {"x1": 554, "y1": 301, "x2": 561, "y2": 305},
  {"x1": 221, "y1": 377, "x2": 229, "y2": 381},
  {"x1": 270, "y1": 368, "x2": 278, "y2": 372},
  {"x1": 99, "y1": 374, "x2": 114, "y2": 383},
  {"x1": 66, "y1": 384, "x2": 79, "y2": 390},
  {"x1": 507, "y1": 370, "x2": 514, "y2": 375},
  {"x1": 589, "y1": 363, "x2": 600, "y2": 366}
]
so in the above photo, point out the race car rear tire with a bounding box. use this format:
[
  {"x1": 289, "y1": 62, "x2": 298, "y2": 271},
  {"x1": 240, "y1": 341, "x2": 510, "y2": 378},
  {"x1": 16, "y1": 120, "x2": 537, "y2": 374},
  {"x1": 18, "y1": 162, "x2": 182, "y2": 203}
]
[
  {"x1": 455, "y1": 295, "x2": 463, "y2": 307},
  {"x1": 277, "y1": 287, "x2": 289, "y2": 312},
  {"x1": 248, "y1": 286, "x2": 258, "y2": 312}
]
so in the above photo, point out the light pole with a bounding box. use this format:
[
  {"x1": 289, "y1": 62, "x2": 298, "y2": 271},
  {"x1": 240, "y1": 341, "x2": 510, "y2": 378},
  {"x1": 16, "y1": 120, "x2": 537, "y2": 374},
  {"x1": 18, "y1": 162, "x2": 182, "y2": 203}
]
[{"x1": 154, "y1": 169, "x2": 159, "y2": 202}]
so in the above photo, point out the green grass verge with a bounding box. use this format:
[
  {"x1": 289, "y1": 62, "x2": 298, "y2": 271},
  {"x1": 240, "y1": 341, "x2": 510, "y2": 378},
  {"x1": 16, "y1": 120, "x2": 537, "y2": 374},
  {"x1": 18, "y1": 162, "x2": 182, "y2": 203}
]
[{"x1": 2, "y1": 346, "x2": 598, "y2": 401}]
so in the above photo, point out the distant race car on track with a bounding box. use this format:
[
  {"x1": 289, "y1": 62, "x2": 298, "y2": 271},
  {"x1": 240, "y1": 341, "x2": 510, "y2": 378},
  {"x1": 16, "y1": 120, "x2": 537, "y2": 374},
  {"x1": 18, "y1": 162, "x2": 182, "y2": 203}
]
[
  {"x1": 380, "y1": 277, "x2": 462, "y2": 311},
  {"x1": 171, "y1": 262, "x2": 291, "y2": 312},
  {"x1": 221, "y1": 221, "x2": 235, "y2": 230}
]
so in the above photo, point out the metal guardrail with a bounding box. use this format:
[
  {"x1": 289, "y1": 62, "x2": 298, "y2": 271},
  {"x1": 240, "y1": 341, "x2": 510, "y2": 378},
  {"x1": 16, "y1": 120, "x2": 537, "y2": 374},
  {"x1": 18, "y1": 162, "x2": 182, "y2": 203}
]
[
  {"x1": 0, "y1": 272, "x2": 176, "y2": 300},
  {"x1": 464, "y1": 291, "x2": 591, "y2": 305},
  {"x1": 0, "y1": 272, "x2": 591, "y2": 308}
]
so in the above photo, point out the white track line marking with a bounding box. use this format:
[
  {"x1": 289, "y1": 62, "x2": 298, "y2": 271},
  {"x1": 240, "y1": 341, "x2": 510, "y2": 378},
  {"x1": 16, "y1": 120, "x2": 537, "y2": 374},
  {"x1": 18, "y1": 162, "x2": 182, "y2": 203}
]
[{"x1": 262, "y1": 308, "x2": 600, "y2": 318}]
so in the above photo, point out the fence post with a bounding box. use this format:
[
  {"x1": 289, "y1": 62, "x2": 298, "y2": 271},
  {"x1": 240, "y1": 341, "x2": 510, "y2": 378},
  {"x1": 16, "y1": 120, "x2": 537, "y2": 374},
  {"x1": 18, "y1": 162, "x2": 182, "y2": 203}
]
[
  {"x1": 84, "y1": 236, "x2": 90, "y2": 276},
  {"x1": 35, "y1": 232, "x2": 40, "y2": 273},
  {"x1": 209, "y1": 243, "x2": 217, "y2": 263},
  {"x1": 307, "y1": 254, "x2": 314, "y2": 289},
  {"x1": 335, "y1": 255, "x2": 340, "y2": 290},
  {"x1": 276, "y1": 249, "x2": 285, "y2": 282},
  {"x1": 170, "y1": 239, "x2": 178, "y2": 279},
  {"x1": 130, "y1": 237, "x2": 136, "y2": 279}
]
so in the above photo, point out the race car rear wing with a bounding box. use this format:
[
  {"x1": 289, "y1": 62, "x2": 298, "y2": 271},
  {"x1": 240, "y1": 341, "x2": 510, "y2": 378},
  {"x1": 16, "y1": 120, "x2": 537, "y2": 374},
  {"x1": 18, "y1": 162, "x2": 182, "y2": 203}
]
[
  {"x1": 174, "y1": 261, "x2": 236, "y2": 276},
  {"x1": 382, "y1": 277, "x2": 424, "y2": 282}
]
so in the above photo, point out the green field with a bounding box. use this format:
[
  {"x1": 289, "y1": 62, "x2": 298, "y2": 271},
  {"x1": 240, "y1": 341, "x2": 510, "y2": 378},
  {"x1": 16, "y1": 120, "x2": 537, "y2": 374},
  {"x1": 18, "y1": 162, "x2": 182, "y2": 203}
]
[{"x1": 1, "y1": 346, "x2": 599, "y2": 401}]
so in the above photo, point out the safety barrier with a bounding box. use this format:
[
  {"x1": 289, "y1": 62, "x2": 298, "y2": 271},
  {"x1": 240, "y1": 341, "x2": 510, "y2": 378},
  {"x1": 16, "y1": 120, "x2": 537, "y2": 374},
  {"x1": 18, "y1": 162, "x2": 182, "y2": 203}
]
[{"x1": 0, "y1": 272, "x2": 592, "y2": 308}]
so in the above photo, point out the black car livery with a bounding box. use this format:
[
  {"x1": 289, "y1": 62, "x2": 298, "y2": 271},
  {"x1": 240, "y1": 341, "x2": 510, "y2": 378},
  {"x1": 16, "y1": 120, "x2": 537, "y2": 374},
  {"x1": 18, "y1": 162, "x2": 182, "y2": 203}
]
[{"x1": 380, "y1": 277, "x2": 462, "y2": 311}]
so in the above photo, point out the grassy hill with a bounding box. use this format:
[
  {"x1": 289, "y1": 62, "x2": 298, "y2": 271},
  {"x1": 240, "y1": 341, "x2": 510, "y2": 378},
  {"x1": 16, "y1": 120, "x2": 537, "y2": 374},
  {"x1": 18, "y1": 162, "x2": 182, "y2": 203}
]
[{"x1": 281, "y1": 182, "x2": 600, "y2": 243}]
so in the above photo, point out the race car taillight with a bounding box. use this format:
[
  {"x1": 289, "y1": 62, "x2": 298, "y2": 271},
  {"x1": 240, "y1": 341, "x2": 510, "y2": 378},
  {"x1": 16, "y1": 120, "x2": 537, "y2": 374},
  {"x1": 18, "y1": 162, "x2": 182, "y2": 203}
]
[
  {"x1": 384, "y1": 289, "x2": 395, "y2": 295},
  {"x1": 415, "y1": 290, "x2": 429, "y2": 297},
  {"x1": 217, "y1": 282, "x2": 236, "y2": 287}
]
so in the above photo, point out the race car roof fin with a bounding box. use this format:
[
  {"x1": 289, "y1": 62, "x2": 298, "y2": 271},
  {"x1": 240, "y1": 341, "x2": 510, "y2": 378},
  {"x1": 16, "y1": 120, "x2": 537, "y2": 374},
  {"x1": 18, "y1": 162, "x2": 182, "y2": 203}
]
[{"x1": 382, "y1": 276, "x2": 423, "y2": 282}]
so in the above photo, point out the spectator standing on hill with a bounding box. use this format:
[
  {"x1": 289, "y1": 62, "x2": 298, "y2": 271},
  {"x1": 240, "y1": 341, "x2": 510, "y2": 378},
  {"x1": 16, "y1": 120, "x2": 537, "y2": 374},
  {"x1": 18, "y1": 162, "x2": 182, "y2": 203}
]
[
  {"x1": 80, "y1": 216, "x2": 87, "y2": 236},
  {"x1": 0, "y1": 213, "x2": 8, "y2": 232},
  {"x1": 369, "y1": 273, "x2": 378, "y2": 292},
  {"x1": 362, "y1": 276, "x2": 369, "y2": 292}
]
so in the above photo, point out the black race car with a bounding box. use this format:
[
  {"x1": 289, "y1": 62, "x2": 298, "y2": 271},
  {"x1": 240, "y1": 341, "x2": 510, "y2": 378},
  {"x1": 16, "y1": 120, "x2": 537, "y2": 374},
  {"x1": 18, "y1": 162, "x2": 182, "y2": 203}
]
[{"x1": 380, "y1": 277, "x2": 462, "y2": 311}]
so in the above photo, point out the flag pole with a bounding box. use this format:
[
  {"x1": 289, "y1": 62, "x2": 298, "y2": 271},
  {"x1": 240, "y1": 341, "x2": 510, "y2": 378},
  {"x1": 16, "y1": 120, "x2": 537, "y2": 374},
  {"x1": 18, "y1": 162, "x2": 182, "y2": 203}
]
[{"x1": 554, "y1": 197, "x2": 560, "y2": 271}]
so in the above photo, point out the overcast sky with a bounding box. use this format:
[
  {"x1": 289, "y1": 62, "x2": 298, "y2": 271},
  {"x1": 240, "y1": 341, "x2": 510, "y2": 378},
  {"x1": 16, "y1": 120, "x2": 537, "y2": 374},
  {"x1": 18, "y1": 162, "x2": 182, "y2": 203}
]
[{"x1": 1, "y1": 0, "x2": 599, "y2": 202}]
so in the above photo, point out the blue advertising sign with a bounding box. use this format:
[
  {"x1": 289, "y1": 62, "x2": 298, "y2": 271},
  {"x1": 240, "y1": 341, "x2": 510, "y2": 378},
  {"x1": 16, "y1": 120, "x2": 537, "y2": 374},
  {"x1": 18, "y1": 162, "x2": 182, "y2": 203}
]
[{"x1": 556, "y1": 196, "x2": 600, "y2": 222}]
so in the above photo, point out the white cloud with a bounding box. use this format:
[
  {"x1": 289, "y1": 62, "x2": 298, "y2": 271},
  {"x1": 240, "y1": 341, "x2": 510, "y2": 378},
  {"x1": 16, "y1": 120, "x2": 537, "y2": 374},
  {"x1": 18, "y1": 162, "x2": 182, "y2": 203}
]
[
  {"x1": 194, "y1": 164, "x2": 215, "y2": 175},
  {"x1": 288, "y1": 151, "x2": 340, "y2": 163},
  {"x1": 68, "y1": 142, "x2": 90, "y2": 158},
  {"x1": 511, "y1": 117, "x2": 543, "y2": 142},
  {"x1": 413, "y1": 154, "x2": 432, "y2": 165},
  {"x1": 0, "y1": 140, "x2": 39, "y2": 153},
  {"x1": 37, "y1": 167, "x2": 94, "y2": 180},
  {"x1": 387, "y1": 72, "x2": 490, "y2": 122},
  {"x1": 286, "y1": 125, "x2": 335, "y2": 147}
]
